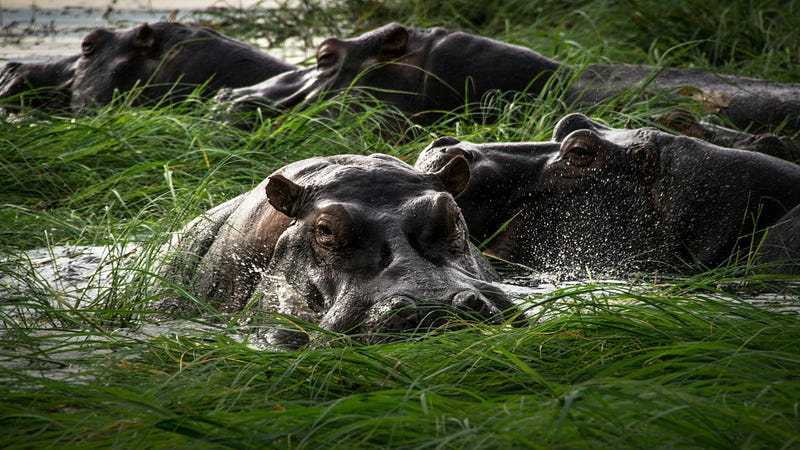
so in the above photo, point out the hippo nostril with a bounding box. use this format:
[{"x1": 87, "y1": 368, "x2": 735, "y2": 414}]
[
  {"x1": 266, "y1": 328, "x2": 309, "y2": 349},
  {"x1": 432, "y1": 136, "x2": 461, "y2": 147},
  {"x1": 452, "y1": 290, "x2": 500, "y2": 319},
  {"x1": 388, "y1": 297, "x2": 419, "y2": 321},
  {"x1": 369, "y1": 296, "x2": 422, "y2": 332}
]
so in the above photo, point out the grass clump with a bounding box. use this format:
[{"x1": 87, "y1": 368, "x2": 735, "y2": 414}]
[
  {"x1": 2, "y1": 278, "x2": 799, "y2": 448},
  {"x1": 2, "y1": 0, "x2": 800, "y2": 448}
]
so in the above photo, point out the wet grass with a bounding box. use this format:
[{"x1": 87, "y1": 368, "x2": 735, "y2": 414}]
[{"x1": 2, "y1": 0, "x2": 800, "y2": 448}]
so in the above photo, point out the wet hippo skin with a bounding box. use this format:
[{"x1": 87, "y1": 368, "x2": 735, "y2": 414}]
[
  {"x1": 158, "y1": 153, "x2": 520, "y2": 346},
  {"x1": 70, "y1": 22, "x2": 297, "y2": 110},
  {"x1": 220, "y1": 23, "x2": 800, "y2": 134},
  {"x1": 1, "y1": 22, "x2": 296, "y2": 112},
  {"x1": 415, "y1": 113, "x2": 800, "y2": 273},
  {"x1": 0, "y1": 54, "x2": 78, "y2": 112}
]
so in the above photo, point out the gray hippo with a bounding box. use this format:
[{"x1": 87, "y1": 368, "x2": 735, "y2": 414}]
[
  {"x1": 158, "y1": 153, "x2": 518, "y2": 346},
  {"x1": 219, "y1": 23, "x2": 800, "y2": 134},
  {"x1": 0, "y1": 55, "x2": 78, "y2": 113},
  {"x1": 70, "y1": 22, "x2": 296, "y2": 110},
  {"x1": 414, "y1": 113, "x2": 800, "y2": 273}
]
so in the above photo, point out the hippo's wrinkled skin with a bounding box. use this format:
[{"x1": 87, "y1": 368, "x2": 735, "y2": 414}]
[
  {"x1": 218, "y1": 23, "x2": 560, "y2": 124},
  {"x1": 159, "y1": 154, "x2": 518, "y2": 346},
  {"x1": 72, "y1": 22, "x2": 296, "y2": 110},
  {"x1": 414, "y1": 114, "x2": 800, "y2": 273},
  {"x1": 219, "y1": 23, "x2": 800, "y2": 134},
  {"x1": 0, "y1": 55, "x2": 78, "y2": 112}
]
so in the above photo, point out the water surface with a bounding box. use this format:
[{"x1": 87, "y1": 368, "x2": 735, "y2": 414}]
[{"x1": 1, "y1": 0, "x2": 275, "y2": 62}]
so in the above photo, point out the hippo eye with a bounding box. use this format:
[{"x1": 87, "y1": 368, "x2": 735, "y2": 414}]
[
  {"x1": 562, "y1": 130, "x2": 600, "y2": 167},
  {"x1": 317, "y1": 52, "x2": 337, "y2": 70},
  {"x1": 318, "y1": 224, "x2": 333, "y2": 236},
  {"x1": 81, "y1": 41, "x2": 95, "y2": 55},
  {"x1": 566, "y1": 144, "x2": 593, "y2": 165},
  {"x1": 316, "y1": 221, "x2": 335, "y2": 244}
]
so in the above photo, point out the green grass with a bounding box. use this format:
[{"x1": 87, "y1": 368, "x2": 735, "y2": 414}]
[{"x1": 2, "y1": 0, "x2": 800, "y2": 448}]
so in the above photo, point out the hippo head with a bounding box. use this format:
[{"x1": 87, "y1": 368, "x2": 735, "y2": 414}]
[
  {"x1": 260, "y1": 153, "x2": 518, "y2": 343},
  {"x1": 416, "y1": 113, "x2": 800, "y2": 271},
  {"x1": 0, "y1": 55, "x2": 78, "y2": 112},
  {"x1": 218, "y1": 22, "x2": 560, "y2": 124},
  {"x1": 71, "y1": 22, "x2": 294, "y2": 110},
  {"x1": 219, "y1": 23, "x2": 440, "y2": 119}
]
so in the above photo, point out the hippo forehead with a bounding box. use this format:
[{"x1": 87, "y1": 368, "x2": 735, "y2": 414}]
[
  {"x1": 118, "y1": 22, "x2": 195, "y2": 45},
  {"x1": 328, "y1": 22, "x2": 446, "y2": 49},
  {"x1": 283, "y1": 154, "x2": 443, "y2": 207}
]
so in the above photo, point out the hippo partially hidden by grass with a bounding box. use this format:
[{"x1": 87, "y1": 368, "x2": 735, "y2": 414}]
[
  {"x1": 415, "y1": 113, "x2": 800, "y2": 273},
  {"x1": 0, "y1": 22, "x2": 295, "y2": 112},
  {"x1": 71, "y1": 22, "x2": 296, "y2": 110},
  {"x1": 0, "y1": 55, "x2": 78, "y2": 113},
  {"x1": 220, "y1": 23, "x2": 800, "y2": 134},
  {"x1": 158, "y1": 153, "x2": 518, "y2": 346}
]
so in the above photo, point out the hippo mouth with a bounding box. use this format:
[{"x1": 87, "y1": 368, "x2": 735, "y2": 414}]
[
  {"x1": 349, "y1": 286, "x2": 522, "y2": 344},
  {"x1": 216, "y1": 66, "x2": 321, "y2": 118},
  {"x1": 257, "y1": 283, "x2": 521, "y2": 349}
]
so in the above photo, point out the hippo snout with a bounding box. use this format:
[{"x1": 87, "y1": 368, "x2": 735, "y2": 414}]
[{"x1": 364, "y1": 286, "x2": 519, "y2": 339}]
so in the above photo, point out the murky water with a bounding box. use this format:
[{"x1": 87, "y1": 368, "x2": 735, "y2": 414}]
[{"x1": 1, "y1": 0, "x2": 311, "y2": 63}]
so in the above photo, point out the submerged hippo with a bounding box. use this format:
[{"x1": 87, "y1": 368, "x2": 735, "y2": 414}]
[
  {"x1": 219, "y1": 23, "x2": 800, "y2": 134},
  {"x1": 70, "y1": 22, "x2": 296, "y2": 110},
  {"x1": 0, "y1": 55, "x2": 78, "y2": 112},
  {"x1": 158, "y1": 153, "x2": 518, "y2": 346},
  {"x1": 414, "y1": 113, "x2": 800, "y2": 273}
]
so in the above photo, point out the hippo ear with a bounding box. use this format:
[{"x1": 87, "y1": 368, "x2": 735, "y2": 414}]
[
  {"x1": 266, "y1": 174, "x2": 304, "y2": 218},
  {"x1": 379, "y1": 24, "x2": 409, "y2": 56},
  {"x1": 434, "y1": 155, "x2": 471, "y2": 197},
  {"x1": 133, "y1": 24, "x2": 157, "y2": 51}
]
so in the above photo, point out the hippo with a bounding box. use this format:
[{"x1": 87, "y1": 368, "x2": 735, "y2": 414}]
[
  {"x1": 218, "y1": 23, "x2": 800, "y2": 135},
  {"x1": 414, "y1": 113, "x2": 800, "y2": 273},
  {"x1": 0, "y1": 54, "x2": 78, "y2": 112},
  {"x1": 71, "y1": 22, "x2": 296, "y2": 110},
  {"x1": 158, "y1": 153, "x2": 519, "y2": 346}
]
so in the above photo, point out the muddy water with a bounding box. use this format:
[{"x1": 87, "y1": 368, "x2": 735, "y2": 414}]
[{"x1": 2, "y1": 4, "x2": 186, "y2": 62}]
